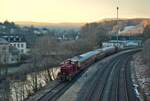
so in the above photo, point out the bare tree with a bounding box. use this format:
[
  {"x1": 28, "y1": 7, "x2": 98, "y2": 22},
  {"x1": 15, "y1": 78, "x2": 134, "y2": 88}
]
[
  {"x1": 143, "y1": 25, "x2": 150, "y2": 41},
  {"x1": 80, "y1": 22, "x2": 109, "y2": 50},
  {"x1": 30, "y1": 35, "x2": 64, "y2": 87}
]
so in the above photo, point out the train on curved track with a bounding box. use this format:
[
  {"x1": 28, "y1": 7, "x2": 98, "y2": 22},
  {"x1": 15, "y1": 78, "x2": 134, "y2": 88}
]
[{"x1": 58, "y1": 46, "x2": 118, "y2": 81}]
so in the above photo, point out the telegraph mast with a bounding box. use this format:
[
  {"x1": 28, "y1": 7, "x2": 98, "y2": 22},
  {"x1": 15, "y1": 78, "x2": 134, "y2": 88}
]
[{"x1": 116, "y1": 0, "x2": 119, "y2": 46}]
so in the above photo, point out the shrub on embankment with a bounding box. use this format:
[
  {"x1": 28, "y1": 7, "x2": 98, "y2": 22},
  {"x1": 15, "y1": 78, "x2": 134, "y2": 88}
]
[{"x1": 142, "y1": 39, "x2": 150, "y2": 66}]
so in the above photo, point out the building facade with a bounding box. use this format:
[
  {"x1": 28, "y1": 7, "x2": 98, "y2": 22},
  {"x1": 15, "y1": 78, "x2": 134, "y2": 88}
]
[
  {"x1": 102, "y1": 40, "x2": 142, "y2": 48},
  {"x1": 0, "y1": 38, "x2": 20, "y2": 64},
  {"x1": 0, "y1": 38, "x2": 10, "y2": 64},
  {"x1": 0, "y1": 34, "x2": 27, "y2": 54}
]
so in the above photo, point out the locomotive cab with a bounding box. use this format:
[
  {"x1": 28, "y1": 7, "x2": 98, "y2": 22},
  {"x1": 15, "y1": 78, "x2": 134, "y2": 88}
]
[{"x1": 59, "y1": 59, "x2": 78, "y2": 81}]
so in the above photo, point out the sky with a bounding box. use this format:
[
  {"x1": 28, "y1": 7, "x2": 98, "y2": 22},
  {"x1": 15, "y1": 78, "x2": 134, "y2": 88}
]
[{"x1": 0, "y1": 0, "x2": 150, "y2": 23}]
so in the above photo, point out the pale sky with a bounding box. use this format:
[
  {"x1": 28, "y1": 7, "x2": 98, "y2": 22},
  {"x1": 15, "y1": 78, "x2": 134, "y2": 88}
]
[{"x1": 0, "y1": 0, "x2": 150, "y2": 23}]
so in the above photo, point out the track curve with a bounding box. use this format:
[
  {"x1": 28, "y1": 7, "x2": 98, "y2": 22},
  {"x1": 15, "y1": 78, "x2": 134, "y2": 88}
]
[{"x1": 77, "y1": 50, "x2": 139, "y2": 101}]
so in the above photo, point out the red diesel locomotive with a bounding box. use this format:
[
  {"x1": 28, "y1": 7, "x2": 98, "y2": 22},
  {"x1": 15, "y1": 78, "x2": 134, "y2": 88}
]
[{"x1": 58, "y1": 46, "x2": 118, "y2": 81}]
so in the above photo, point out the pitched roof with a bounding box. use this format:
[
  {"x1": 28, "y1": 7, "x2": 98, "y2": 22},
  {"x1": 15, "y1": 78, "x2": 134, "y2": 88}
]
[
  {"x1": 0, "y1": 34, "x2": 26, "y2": 42},
  {"x1": 0, "y1": 38, "x2": 9, "y2": 44}
]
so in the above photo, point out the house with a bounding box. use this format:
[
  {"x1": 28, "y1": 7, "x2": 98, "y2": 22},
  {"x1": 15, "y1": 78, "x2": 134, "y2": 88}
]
[
  {"x1": 9, "y1": 46, "x2": 20, "y2": 64},
  {"x1": 102, "y1": 40, "x2": 125, "y2": 48},
  {"x1": 102, "y1": 40, "x2": 142, "y2": 48},
  {"x1": 0, "y1": 34, "x2": 27, "y2": 54},
  {"x1": 0, "y1": 38, "x2": 20, "y2": 64},
  {"x1": 0, "y1": 38, "x2": 10, "y2": 64},
  {"x1": 119, "y1": 24, "x2": 144, "y2": 36}
]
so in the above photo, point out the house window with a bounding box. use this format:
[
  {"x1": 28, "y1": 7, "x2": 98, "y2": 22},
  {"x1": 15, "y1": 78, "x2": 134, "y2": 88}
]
[
  {"x1": 4, "y1": 58, "x2": 7, "y2": 63},
  {"x1": 21, "y1": 49, "x2": 24, "y2": 53},
  {"x1": 11, "y1": 58, "x2": 14, "y2": 62},
  {"x1": 17, "y1": 44, "x2": 20, "y2": 48},
  {"x1": 8, "y1": 37, "x2": 10, "y2": 42},
  {"x1": 21, "y1": 44, "x2": 24, "y2": 48},
  {"x1": 19, "y1": 38, "x2": 22, "y2": 41},
  {"x1": 14, "y1": 38, "x2": 16, "y2": 41}
]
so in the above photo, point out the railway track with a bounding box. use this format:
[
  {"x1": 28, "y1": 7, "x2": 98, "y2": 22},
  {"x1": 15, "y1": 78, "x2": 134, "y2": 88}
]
[
  {"x1": 37, "y1": 58, "x2": 98, "y2": 101},
  {"x1": 38, "y1": 77, "x2": 77, "y2": 101},
  {"x1": 37, "y1": 82, "x2": 68, "y2": 101},
  {"x1": 37, "y1": 49, "x2": 140, "y2": 101},
  {"x1": 78, "y1": 52, "x2": 127, "y2": 101},
  {"x1": 108, "y1": 55, "x2": 131, "y2": 101},
  {"x1": 90, "y1": 58, "x2": 121, "y2": 101},
  {"x1": 118, "y1": 55, "x2": 130, "y2": 101},
  {"x1": 77, "y1": 50, "x2": 139, "y2": 101}
]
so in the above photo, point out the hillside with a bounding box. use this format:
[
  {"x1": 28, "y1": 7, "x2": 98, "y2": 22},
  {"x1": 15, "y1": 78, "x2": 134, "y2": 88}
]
[
  {"x1": 81, "y1": 18, "x2": 150, "y2": 36},
  {"x1": 15, "y1": 21, "x2": 85, "y2": 30}
]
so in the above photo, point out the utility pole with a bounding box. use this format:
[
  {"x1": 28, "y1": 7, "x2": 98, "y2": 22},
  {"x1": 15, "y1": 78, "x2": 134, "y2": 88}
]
[{"x1": 116, "y1": 0, "x2": 119, "y2": 47}]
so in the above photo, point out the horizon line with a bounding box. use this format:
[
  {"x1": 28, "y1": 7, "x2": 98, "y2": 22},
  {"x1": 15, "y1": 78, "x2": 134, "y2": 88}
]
[{"x1": 1, "y1": 17, "x2": 150, "y2": 24}]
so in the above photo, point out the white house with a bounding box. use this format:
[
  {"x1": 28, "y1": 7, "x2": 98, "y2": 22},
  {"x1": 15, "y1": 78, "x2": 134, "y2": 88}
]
[
  {"x1": 0, "y1": 35, "x2": 27, "y2": 54},
  {"x1": 102, "y1": 40, "x2": 142, "y2": 48}
]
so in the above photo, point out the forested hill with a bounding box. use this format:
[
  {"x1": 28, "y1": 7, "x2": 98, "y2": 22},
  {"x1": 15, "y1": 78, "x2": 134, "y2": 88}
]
[{"x1": 80, "y1": 18, "x2": 150, "y2": 36}]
